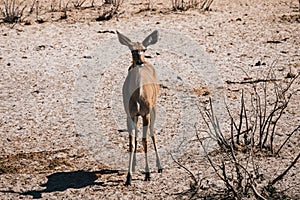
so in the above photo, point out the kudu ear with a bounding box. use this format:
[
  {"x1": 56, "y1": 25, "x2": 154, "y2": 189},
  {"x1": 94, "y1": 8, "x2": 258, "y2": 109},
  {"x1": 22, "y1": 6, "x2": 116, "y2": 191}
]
[
  {"x1": 142, "y1": 30, "x2": 158, "y2": 48},
  {"x1": 117, "y1": 31, "x2": 134, "y2": 50}
]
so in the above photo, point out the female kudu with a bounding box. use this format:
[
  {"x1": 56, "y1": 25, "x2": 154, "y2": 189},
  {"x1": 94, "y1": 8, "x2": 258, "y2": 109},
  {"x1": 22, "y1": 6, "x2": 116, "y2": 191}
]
[{"x1": 117, "y1": 30, "x2": 163, "y2": 186}]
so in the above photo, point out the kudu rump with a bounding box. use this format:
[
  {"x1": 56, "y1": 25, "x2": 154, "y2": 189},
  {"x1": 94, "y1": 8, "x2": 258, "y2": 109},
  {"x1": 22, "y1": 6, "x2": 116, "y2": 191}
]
[{"x1": 117, "y1": 30, "x2": 163, "y2": 186}]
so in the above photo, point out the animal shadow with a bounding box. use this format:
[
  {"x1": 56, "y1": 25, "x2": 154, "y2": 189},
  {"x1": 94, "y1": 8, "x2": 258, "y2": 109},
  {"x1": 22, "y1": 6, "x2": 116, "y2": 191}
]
[{"x1": 1, "y1": 169, "x2": 120, "y2": 199}]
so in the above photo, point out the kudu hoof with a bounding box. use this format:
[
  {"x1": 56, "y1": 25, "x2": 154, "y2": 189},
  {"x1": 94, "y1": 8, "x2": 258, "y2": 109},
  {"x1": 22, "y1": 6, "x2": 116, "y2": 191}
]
[
  {"x1": 158, "y1": 168, "x2": 163, "y2": 173},
  {"x1": 124, "y1": 180, "x2": 131, "y2": 186},
  {"x1": 125, "y1": 174, "x2": 132, "y2": 186},
  {"x1": 144, "y1": 172, "x2": 151, "y2": 181}
]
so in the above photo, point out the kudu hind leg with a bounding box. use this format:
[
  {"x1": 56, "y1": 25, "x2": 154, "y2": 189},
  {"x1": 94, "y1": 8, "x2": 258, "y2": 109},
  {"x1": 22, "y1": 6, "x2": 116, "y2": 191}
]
[
  {"x1": 150, "y1": 108, "x2": 163, "y2": 173},
  {"x1": 132, "y1": 116, "x2": 138, "y2": 172},
  {"x1": 125, "y1": 117, "x2": 137, "y2": 186},
  {"x1": 142, "y1": 114, "x2": 151, "y2": 181}
]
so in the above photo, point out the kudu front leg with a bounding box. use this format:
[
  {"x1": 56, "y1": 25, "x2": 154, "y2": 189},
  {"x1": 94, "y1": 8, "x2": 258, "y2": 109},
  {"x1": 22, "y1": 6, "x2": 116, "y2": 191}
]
[{"x1": 132, "y1": 117, "x2": 138, "y2": 173}]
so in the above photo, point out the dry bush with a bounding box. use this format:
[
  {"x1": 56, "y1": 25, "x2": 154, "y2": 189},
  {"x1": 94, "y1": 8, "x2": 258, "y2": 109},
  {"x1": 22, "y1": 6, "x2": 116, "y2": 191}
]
[
  {"x1": 200, "y1": 0, "x2": 214, "y2": 11},
  {"x1": 147, "y1": 0, "x2": 154, "y2": 10},
  {"x1": 96, "y1": 0, "x2": 123, "y2": 21},
  {"x1": 104, "y1": 0, "x2": 120, "y2": 6},
  {"x1": 48, "y1": 0, "x2": 69, "y2": 12},
  {"x1": 1, "y1": 0, "x2": 26, "y2": 23},
  {"x1": 171, "y1": 0, "x2": 214, "y2": 11},
  {"x1": 72, "y1": 0, "x2": 86, "y2": 8},
  {"x1": 195, "y1": 127, "x2": 300, "y2": 199},
  {"x1": 198, "y1": 72, "x2": 299, "y2": 199},
  {"x1": 173, "y1": 69, "x2": 299, "y2": 199},
  {"x1": 223, "y1": 72, "x2": 299, "y2": 155},
  {"x1": 60, "y1": 0, "x2": 70, "y2": 20}
]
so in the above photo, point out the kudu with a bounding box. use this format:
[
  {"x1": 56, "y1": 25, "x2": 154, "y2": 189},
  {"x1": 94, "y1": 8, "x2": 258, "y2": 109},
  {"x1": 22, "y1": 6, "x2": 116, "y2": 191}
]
[{"x1": 117, "y1": 30, "x2": 163, "y2": 186}]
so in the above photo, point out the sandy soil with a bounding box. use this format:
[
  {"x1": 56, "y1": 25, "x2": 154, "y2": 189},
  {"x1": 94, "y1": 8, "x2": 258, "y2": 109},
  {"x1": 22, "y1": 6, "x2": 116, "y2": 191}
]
[{"x1": 0, "y1": 0, "x2": 299, "y2": 199}]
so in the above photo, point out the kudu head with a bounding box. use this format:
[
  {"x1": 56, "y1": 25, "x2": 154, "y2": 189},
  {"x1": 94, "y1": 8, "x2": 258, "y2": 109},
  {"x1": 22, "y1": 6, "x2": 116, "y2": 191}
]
[{"x1": 116, "y1": 30, "x2": 158, "y2": 67}]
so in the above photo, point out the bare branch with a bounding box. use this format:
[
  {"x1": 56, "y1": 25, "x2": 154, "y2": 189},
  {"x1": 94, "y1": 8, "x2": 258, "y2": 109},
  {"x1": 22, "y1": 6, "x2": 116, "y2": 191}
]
[
  {"x1": 251, "y1": 184, "x2": 267, "y2": 200},
  {"x1": 276, "y1": 125, "x2": 300, "y2": 155},
  {"x1": 195, "y1": 127, "x2": 238, "y2": 197},
  {"x1": 269, "y1": 153, "x2": 300, "y2": 186},
  {"x1": 169, "y1": 152, "x2": 198, "y2": 185},
  {"x1": 226, "y1": 78, "x2": 281, "y2": 85}
]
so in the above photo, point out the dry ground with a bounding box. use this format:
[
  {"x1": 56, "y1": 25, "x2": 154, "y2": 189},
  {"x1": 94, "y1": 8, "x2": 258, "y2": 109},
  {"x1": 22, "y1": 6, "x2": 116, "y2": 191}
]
[{"x1": 0, "y1": 0, "x2": 299, "y2": 199}]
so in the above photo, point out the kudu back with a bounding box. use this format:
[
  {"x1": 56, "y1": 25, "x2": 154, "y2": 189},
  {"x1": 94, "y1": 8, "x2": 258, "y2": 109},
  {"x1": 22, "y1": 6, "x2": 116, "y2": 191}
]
[{"x1": 117, "y1": 30, "x2": 163, "y2": 186}]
